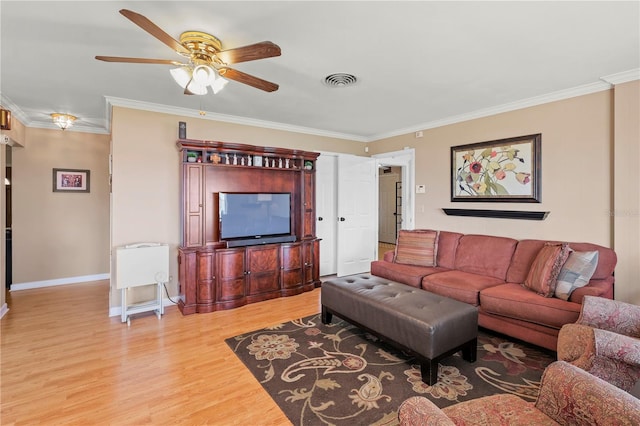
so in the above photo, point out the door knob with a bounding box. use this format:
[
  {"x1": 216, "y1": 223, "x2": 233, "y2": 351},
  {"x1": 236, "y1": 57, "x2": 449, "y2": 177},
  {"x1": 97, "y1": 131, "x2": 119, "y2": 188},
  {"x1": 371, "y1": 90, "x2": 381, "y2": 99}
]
[
  {"x1": 339, "y1": 217, "x2": 346, "y2": 221},
  {"x1": 318, "y1": 217, "x2": 323, "y2": 221}
]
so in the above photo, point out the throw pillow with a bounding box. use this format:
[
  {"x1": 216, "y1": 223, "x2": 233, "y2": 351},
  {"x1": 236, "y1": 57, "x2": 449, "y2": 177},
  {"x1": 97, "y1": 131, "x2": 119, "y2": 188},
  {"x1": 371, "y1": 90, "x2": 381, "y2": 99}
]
[
  {"x1": 524, "y1": 242, "x2": 571, "y2": 297},
  {"x1": 554, "y1": 251, "x2": 599, "y2": 300},
  {"x1": 394, "y1": 229, "x2": 438, "y2": 267}
]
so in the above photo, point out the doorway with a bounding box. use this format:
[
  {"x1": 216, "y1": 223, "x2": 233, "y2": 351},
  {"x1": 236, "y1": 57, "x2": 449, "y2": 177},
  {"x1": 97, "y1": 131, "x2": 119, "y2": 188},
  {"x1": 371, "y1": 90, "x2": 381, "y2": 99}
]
[{"x1": 315, "y1": 149, "x2": 415, "y2": 277}]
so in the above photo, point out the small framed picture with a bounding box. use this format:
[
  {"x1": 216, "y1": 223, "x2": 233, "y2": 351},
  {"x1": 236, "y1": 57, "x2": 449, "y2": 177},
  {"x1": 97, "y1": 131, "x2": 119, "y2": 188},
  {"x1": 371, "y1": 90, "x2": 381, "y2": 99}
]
[
  {"x1": 53, "y1": 168, "x2": 90, "y2": 193},
  {"x1": 253, "y1": 155, "x2": 263, "y2": 167}
]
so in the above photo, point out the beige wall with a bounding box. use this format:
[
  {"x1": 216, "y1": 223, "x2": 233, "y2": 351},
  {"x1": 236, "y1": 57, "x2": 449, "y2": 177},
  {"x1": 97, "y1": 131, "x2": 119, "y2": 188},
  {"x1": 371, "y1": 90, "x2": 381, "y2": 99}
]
[
  {"x1": 11, "y1": 128, "x2": 110, "y2": 284},
  {"x1": 369, "y1": 88, "x2": 639, "y2": 303},
  {"x1": 110, "y1": 107, "x2": 364, "y2": 307},
  {"x1": 613, "y1": 80, "x2": 640, "y2": 303}
]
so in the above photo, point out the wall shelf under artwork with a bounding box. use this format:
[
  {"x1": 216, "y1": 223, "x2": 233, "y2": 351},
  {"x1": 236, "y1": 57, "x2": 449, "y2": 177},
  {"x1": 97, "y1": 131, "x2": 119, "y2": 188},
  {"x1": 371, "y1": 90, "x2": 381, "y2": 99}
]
[{"x1": 442, "y1": 208, "x2": 550, "y2": 220}]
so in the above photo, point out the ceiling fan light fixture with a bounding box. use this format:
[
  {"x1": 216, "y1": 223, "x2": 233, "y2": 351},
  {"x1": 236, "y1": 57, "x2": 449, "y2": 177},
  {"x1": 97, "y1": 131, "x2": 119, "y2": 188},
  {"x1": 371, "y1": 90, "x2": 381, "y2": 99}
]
[
  {"x1": 170, "y1": 67, "x2": 192, "y2": 89},
  {"x1": 51, "y1": 113, "x2": 77, "y2": 130},
  {"x1": 192, "y1": 65, "x2": 216, "y2": 86},
  {"x1": 185, "y1": 80, "x2": 208, "y2": 96},
  {"x1": 211, "y1": 76, "x2": 229, "y2": 94}
]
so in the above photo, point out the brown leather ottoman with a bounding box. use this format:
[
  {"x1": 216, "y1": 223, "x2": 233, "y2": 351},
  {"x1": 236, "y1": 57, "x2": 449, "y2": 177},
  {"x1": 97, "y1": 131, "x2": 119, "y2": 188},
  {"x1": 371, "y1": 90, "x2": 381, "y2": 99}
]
[{"x1": 321, "y1": 274, "x2": 478, "y2": 385}]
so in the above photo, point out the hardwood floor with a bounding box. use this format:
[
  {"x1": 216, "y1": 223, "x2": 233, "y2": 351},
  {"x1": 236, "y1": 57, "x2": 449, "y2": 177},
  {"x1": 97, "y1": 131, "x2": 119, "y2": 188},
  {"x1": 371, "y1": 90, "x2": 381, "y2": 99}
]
[{"x1": 1, "y1": 281, "x2": 323, "y2": 425}]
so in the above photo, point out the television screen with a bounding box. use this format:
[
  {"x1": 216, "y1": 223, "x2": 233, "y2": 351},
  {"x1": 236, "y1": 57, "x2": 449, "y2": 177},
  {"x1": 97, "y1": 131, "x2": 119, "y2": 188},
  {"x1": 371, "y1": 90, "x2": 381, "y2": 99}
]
[{"x1": 219, "y1": 192, "x2": 292, "y2": 240}]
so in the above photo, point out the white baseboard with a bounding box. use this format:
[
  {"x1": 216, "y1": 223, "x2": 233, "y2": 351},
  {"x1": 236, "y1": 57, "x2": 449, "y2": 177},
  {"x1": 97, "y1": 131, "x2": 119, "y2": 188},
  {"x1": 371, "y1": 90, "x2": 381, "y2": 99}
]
[
  {"x1": 0, "y1": 303, "x2": 8, "y2": 319},
  {"x1": 10, "y1": 273, "x2": 110, "y2": 291},
  {"x1": 108, "y1": 297, "x2": 178, "y2": 318}
]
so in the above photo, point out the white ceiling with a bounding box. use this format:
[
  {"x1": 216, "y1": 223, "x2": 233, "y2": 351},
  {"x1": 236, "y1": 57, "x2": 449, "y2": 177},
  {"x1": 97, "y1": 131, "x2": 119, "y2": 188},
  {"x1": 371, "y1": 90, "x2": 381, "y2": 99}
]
[{"x1": 1, "y1": 1, "x2": 638, "y2": 141}]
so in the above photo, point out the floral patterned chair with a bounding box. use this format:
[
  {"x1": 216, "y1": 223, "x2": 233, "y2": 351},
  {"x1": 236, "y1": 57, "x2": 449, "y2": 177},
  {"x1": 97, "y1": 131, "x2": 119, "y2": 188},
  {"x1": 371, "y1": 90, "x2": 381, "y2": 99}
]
[
  {"x1": 557, "y1": 295, "x2": 640, "y2": 392},
  {"x1": 398, "y1": 361, "x2": 640, "y2": 425}
]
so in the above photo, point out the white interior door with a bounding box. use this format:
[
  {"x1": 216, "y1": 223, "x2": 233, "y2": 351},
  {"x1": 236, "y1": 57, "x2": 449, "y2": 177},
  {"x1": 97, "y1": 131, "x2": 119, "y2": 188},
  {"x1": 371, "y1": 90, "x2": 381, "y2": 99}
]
[
  {"x1": 337, "y1": 154, "x2": 377, "y2": 276},
  {"x1": 315, "y1": 154, "x2": 337, "y2": 276}
]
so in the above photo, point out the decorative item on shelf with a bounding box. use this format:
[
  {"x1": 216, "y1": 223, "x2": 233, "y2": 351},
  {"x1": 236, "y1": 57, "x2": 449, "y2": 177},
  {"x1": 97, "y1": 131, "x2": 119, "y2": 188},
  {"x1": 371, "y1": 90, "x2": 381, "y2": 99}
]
[
  {"x1": 264, "y1": 158, "x2": 270, "y2": 167},
  {"x1": 210, "y1": 153, "x2": 221, "y2": 164},
  {"x1": 247, "y1": 156, "x2": 252, "y2": 166},
  {"x1": 278, "y1": 158, "x2": 283, "y2": 168},
  {"x1": 196, "y1": 155, "x2": 202, "y2": 163},
  {"x1": 304, "y1": 160, "x2": 313, "y2": 170},
  {"x1": 233, "y1": 154, "x2": 238, "y2": 165},
  {"x1": 0, "y1": 108, "x2": 11, "y2": 130},
  {"x1": 253, "y1": 155, "x2": 262, "y2": 167},
  {"x1": 240, "y1": 156, "x2": 245, "y2": 166},
  {"x1": 178, "y1": 121, "x2": 187, "y2": 139},
  {"x1": 187, "y1": 152, "x2": 197, "y2": 162},
  {"x1": 285, "y1": 158, "x2": 290, "y2": 168},
  {"x1": 224, "y1": 153, "x2": 229, "y2": 164}
]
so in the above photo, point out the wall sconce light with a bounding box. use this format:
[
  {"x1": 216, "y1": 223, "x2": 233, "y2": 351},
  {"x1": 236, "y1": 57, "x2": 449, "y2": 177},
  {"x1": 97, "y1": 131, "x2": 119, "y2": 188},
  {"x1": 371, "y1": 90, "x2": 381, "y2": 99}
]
[
  {"x1": 51, "y1": 113, "x2": 77, "y2": 130},
  {"x1": 0, "y1": 109, "x2": 11, "y2": 130}
]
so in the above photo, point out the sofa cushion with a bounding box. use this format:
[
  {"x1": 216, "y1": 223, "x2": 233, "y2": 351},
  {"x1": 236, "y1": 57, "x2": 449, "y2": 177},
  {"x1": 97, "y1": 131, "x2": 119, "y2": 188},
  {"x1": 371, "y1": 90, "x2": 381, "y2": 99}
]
[
  {"x1": 453, "y1": 235, "x2": 517, "y2": 280},
  {"x1": 422, "y1": 270, "x2": 506, "y2": 306},
  {"x1": 507, "y1": 239, "x2": 617, "y2": 284},
  {"x1": 524, "y1": 243, "x2": 571, "y2": 297},
  {"x1": 394, "y1": 229, "x2": 438, "y2": 267},
  {"x1": 566, "y1": 242, "x2": 617, "y2": 280},
  {"x1": 370, "y1": 260, "x2": 447, "y2": 288},
  {"x1": 480, "y1": 283, "x2": 581, "y2": 329},
  {"x1": 554, "y1": 251, "x2": 599, "y2": 300},
  {"x1": 435, "y1": 231, "x2": 463, "y2": 269},
  {"x1": 506, "y1": 239, "x2": 552, "y2": 284}
]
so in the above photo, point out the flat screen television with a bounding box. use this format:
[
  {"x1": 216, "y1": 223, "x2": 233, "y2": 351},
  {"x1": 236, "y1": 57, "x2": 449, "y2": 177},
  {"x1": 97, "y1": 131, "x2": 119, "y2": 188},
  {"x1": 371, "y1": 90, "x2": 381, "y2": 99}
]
[{"x1": 219, "y1": 192, "x2": 292, "y2": 241}]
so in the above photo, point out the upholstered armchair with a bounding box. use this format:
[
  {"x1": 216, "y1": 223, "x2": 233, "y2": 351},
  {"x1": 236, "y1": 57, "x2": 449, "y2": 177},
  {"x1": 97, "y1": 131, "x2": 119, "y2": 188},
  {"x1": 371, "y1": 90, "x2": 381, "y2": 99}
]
[
  {"x1": 557, "y1": 295, "x2": 640, "y2": 392},
  {"x1": 398, "y1": 361, "x2": 640, "y2": 425}
]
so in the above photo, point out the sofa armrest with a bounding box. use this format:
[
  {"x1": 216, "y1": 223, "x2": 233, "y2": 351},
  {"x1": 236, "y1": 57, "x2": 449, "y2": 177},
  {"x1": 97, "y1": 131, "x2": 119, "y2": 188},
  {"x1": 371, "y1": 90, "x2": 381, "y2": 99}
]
[
  {"x1": 594, "y1": 329, "x2": 640, "y2": 366},
  {"x1": 578, "y1": 296, "x2": 640, "y2": 337},
  {"x1": 398, "y1": 396, "x2": 455, "y2": 426},
  {"x1": 535, "y1": 361, "x2": 640, "y2": 424}
]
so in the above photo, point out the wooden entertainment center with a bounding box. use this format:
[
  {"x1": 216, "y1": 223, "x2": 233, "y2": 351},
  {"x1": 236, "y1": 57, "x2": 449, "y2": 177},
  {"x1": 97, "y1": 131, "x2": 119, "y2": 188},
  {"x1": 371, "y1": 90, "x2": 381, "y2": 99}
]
[{"x1": 176, "y1": 139, "x2": 321, "y2": 315}]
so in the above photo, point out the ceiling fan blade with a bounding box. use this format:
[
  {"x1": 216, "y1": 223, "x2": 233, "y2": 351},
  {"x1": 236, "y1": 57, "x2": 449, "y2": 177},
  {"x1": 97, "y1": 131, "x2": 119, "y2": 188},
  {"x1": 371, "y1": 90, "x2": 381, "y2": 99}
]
[
  {"x1": 119, "y1": 9, "x2": 190, "y2": 55},
  {"x1": 216, "y1": 41, "x2": 281, "y2": 64},
  {"x1": 95, "y1": 56, "x2": 186, "y2": 66},
  {"x1": 219, "y1": 68, "x2": 279, "y2": 92}
]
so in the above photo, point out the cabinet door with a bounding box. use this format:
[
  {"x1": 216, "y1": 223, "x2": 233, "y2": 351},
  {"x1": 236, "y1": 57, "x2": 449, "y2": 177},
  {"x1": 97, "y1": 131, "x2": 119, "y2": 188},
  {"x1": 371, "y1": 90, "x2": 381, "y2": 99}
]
[
  {"x1": 178, "y1": 249, "x2": 197, "y2": 314},
  {"x1": 184, "y1": 164, "x2": 203, "y2": 247},
  {"x1": 216, "y1": 248, "x2": 246, "y2": 302},
  {"x1": 196, "y1": 251, "x2": 214, "y2": 304},
  {"x1": 303, "y1": 170, "x2": 316, "y2": 238},
  {"x1": 247, "y1": 245, "x2": 280, "y2": 296},
  {"x1": 302, "y1": 240, "x2": 315, "y2": 287},
  {"x1": 280, "y1": 242, "x2": 303, "y2": 289}
]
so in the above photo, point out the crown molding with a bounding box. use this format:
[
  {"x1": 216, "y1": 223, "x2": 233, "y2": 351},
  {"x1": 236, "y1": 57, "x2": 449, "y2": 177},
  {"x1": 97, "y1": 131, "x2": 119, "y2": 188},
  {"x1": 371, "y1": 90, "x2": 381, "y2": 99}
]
[
  {"x1": 104, "y1": 96, "x2": 368, "y2": 142},
  {"x1": 600, "y1": 68, "x2": 640, "y2": 85},
  {"x1": 1, "y1": 93, "x2": 108, "y2": 134},
  {"x1": 0, "y1": 93, "x2": 29, "y2": 126},
  {"x1": 370, "y1": 80, "x2": 614, "y2": 141},
  {"x1": 27, "y1": 121, "x2": 110, "y2": 135}
]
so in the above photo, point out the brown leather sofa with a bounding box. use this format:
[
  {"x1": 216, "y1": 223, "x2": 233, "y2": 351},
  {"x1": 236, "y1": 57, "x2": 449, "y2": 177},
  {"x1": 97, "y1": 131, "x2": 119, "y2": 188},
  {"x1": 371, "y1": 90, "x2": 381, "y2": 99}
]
[{"x1": 371, "y1": 230, "x2": 617, "y2": 351}]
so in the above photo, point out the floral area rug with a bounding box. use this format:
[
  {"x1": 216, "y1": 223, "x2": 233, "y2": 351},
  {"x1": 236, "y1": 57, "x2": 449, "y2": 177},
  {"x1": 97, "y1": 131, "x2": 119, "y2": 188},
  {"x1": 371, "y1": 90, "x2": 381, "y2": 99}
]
[{"x1": 225, "y1": 313, "x2": 555, "y2": 426}]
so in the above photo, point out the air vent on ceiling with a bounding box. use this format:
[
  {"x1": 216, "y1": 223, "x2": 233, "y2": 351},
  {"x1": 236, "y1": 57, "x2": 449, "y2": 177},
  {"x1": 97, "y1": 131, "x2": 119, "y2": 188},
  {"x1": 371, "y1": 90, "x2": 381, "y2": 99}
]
[{"x1": 323, "y1": 73, "x2": 358, "y2": 87}]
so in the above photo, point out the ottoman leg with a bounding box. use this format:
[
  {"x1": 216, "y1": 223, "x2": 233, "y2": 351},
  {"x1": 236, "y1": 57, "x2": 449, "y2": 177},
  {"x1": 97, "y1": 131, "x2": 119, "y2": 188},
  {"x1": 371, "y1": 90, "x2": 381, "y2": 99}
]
[
  {"x1": 462, "y1": 338, "x2": 477, "y2": 363},
  {"x1": 321, "y1": 306, "x2": 333, "y2": 324},
  {"x1": 420, "y1": 359, "x2": 439, "y2": 386}
]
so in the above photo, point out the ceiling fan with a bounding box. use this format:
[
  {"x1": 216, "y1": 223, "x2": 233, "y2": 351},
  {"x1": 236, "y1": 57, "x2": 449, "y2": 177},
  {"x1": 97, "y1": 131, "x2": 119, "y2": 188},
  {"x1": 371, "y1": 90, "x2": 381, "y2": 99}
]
[{"x1": 96, "y1": 9, "x2": 281, "y2": 94}]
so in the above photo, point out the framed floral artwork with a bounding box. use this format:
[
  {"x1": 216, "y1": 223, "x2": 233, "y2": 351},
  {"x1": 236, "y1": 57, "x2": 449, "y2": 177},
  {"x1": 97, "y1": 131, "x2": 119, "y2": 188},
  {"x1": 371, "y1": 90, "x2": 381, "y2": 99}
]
[
  {"x1": 52, "y1": 168, "x2": 90, "y2": 193},
  {"x1": 451, "y1": 134, "x2": 541, "y2": 203}
]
